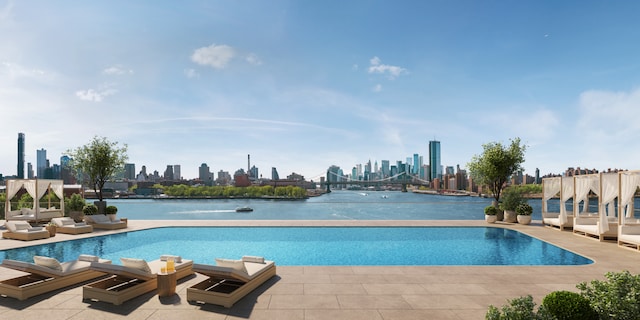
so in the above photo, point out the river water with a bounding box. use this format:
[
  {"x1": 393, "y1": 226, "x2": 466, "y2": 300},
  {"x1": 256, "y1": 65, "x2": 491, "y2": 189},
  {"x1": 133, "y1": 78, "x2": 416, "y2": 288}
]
[{"x1": 102, "y1": 190, "x2": 548, "y2": 220}]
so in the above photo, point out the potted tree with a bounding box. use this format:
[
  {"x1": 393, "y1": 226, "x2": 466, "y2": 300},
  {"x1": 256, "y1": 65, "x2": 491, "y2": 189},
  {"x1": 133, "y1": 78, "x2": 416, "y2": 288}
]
[
  {"x1": 516, "y1": 203, "x2": 533, "y2": 225},
  {"x1": 499, "y1": 187, "x2": 524, "y2": 223},
  {"x1": 484, "y1": 205, "x2": 498, "y2": 224},
  {"x1": 65, "y1": 136, "x2": 128, "y2": 214},
  {"x1": 66, "y1": 193, "x2": 87, "y2": 222},
  {"x1": 105, "y1": 205, "x2": 118, "y2": 221}
]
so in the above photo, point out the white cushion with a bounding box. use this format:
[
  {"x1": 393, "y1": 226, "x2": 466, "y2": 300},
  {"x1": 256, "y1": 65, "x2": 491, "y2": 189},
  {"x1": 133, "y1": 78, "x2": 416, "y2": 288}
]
[
  {"x1": 11, "y1": 221, "x2": 32, "y2": 231},
  {"x1": 78, "y1": 254, "x2": 100, "y2": 262},
  {"x1": 120, "y1": 257, "x2": 152, "y2": 273},
  {"x1": 33, "y1": 256, "x2": 63, "y2": 271},
  {"x1": 92, "y1": 215, "x2": 108, "y2": 223},
  {"x1": 20, "y1": 208, "x2": 30, "y2": 215},
  {"x1": 75, "y1": 222, "x2": 87, "y2": 226},
  {"x1": 216, "y1": 258, "x2": 247, "y2": 274},
  {"x1": 242, "y1": 256, "x2": 265, "y2": 264},
  {"x1": 160, "y1": 255, "x2": 182, "y2": 263}
]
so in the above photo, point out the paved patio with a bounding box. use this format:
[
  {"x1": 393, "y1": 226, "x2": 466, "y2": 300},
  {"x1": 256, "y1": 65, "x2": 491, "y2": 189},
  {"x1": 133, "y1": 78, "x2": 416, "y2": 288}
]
[{"x1": 2, "y1": 219, "x2": 640, "y2": 320}]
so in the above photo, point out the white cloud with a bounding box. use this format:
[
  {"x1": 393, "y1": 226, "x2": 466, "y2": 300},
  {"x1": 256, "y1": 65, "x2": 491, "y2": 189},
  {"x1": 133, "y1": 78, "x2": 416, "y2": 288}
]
[
  {"x1": 184, "y1": 68, "x2": 199, "y2": 78},
  {"x1": 0, "y1": 1, "x2": 14, "y2": 23},
  {"x1": 191, "y1": 43, "x2": 235, "y2": 69},
  {"x1": 577, "y1": 87, "x2": 640, "y2": 140},
  {"x1": 1, "y1": 61, "x2": 46, "y2": 79},
  {"x1": 103, "y1": 66, "x2": 133, "y2": 75},
  {"x1": 75, "y1": 87, "x2": 117, "y2": 102},
  {"x1": 372, "y1": 84, "x2": 382, "y2": 92},
  {"x1": 246, "y1": 53, "x2": 262, "y2": 66},
  {"x1": 368, "y1": 56, "x2": 407, "y2": 79}
]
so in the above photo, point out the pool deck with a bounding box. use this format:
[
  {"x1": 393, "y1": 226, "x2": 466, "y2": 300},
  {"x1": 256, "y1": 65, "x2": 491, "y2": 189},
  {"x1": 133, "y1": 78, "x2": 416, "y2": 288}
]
[{"x1": 2, "y1": 219, "x2": 640, "y2": 320}]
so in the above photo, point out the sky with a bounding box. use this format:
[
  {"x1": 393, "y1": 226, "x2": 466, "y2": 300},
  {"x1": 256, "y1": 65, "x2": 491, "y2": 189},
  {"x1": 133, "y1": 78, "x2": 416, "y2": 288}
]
[{"x1": 2, "y1": 1, "x2": 640, "y2": 181}]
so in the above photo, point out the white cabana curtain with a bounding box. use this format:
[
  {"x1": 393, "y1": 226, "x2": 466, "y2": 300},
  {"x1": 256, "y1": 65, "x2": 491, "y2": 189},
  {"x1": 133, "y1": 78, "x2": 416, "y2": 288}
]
[
  {"x1": 574, "y1": 175, "x2": 597, "y2": 215},
  {"x1": 6, "y1": 180, "x2": 24, "y2": 200},
  {"x1": 542, "y1": 177, "x2": 561, "y2": 212},
  {"x1": 598, "y1": 173, "x2": 619, "y2": 233},
  {"x1": 559, "y1": 176, "x2": 574, "y2": 225},
  {"x1": 620, "y1": 171, "x2": 640, "y2": 225},
  {"x1": 23, "y1": 180, "x2": 37, "y2": 209}
]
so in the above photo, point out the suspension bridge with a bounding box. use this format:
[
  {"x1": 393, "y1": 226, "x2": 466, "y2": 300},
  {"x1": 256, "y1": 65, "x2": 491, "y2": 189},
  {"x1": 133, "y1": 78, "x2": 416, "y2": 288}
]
[{"x1": 322, "y1": 171, "x2": 431, "y2": 193}]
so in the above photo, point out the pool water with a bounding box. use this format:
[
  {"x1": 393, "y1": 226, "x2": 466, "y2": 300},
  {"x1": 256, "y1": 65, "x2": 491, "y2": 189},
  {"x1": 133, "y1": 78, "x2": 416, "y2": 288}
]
[{"x1": 0, "y1": 227, "x2": 592, "y2": 266}]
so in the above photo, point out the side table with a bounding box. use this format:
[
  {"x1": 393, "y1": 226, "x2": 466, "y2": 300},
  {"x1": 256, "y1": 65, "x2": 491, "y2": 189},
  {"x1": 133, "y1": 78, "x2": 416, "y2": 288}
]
[{"x1": 157, "y1": 272, "x2": 177, "y2": 297}]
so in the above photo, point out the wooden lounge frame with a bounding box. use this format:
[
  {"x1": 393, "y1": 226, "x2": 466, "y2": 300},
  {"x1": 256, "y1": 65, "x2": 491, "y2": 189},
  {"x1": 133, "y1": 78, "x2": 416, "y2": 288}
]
[
  {"x1": 82, "y1": 257, "x2": 193, "y2": 305},
  {"x1": 51, "y1": 217, "x2": 94, "y2": 235},
  {"x1": 0, "y1": 256, "x2": 111, "y2": 301},
  {"x1": 85, "y1": 214, "x2": 127, "y2": 230},
  {"x1": 187, "y1": 257, "x2": 276, "y2": 308},
  {"x1": 2, "y1": 221, "x2": 50, "y2": 241}
]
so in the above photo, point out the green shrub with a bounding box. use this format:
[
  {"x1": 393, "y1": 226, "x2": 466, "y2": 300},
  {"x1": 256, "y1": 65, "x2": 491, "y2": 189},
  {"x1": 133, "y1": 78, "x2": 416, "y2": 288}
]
[
  {"x1": 486, "y1": 295, "x2": 539, "y2": 320},
  {"x1": 499, "y1": 187, "x2": 525, "y2": 211},
  {"x1": 105, "y1": 205, "x2": 118, "y2": 215},
  {"x1": 65, "y1": 193, "x2": 86, "y2": 213},
  {"x1": 485, "y1": 205, "x2": 498, "y2": 215},
  {"x1": 540, "y1": 291, "x2": 597, "y2": 320},
  {"x1": 516, "y1": 203, "x2": 533, "y2": 215},
  {"x1": 82, "y1": 204, "x2": 98, "y2": 215},
  {"x1": 577, "y1": 270, "x2": 640, "y2": 320}
]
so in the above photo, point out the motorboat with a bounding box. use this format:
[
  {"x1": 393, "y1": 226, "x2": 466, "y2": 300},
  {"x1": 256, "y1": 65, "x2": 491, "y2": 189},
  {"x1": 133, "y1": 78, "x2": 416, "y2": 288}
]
[{"x1": 235, "y1": 206, "x2": 253, "y2": 212}]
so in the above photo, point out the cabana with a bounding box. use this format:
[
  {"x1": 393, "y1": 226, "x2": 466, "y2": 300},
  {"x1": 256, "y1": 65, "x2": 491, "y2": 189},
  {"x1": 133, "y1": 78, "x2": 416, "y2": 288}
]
[
  {"x1": 4, "y1": 179, "x2": 64, "y2": 223},
  {"x1": 573, "y1": 173, "x2": 618, "y2": 241},
  {"x1": 618, "y1": 170, "x2": 640, "y2": 250},
  {"x1": 542, "y1": 176, "x2": 574, "y2": 230}
]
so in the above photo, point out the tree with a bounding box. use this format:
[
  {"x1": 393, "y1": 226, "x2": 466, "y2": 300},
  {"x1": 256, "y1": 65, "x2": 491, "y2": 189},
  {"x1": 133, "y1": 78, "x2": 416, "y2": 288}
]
[
  {"x1": 66, "y1": 136, "x2": 128, "y2": 202},
  {"x1": 467, "y1": 137, "x2": 526, "y2": 204}
]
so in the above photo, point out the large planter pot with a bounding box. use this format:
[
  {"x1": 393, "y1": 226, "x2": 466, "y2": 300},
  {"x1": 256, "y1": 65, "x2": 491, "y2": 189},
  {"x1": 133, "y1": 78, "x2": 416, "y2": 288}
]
[
  {"x1": 517, "y1": 215, "x2": 532, "y2": 225},
  {"x1": 69, "y1": 210, "x2": 85, "y2": 223},
  {"x1": 107, "y1": 214, "x2": 117, "y2": 222},
  {"x1": 496, "y1": 210, "x2": 504, "y2": 221},
  {"x1": 45, "y1": 225, "x2": 56, "y2": 237},
  {"x1": 485, "y1": 215, "x2": 497, "y2": 224},
  {"x1": 503, "y1": 210, "x2": 517, "y2": 223},
  {"x1": 94, "y1": 200, "x2": 107, "y2": 215}
]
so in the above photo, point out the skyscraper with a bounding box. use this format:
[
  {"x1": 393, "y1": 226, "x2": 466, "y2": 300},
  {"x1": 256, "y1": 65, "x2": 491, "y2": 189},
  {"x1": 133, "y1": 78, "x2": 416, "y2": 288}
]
[
  {"x1": 413, "y1": 153, "x2": 420, "y2": 175},
  {"x1": 17, "y1": 133, "x2": 25, "y2": 178},
  {"x1": 429, "y1": 140, "x2": 442, "y2": 181},
  {"x1": 37, "y1": 148, "x2": 47, "y2": 178},
  {"x1": 124, "y1": 163, "x2": 136, "y2": 180}
]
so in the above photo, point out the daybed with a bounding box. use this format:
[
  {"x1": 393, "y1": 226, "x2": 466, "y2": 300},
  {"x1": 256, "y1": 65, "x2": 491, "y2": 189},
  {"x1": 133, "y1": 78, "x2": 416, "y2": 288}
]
[
  {"x1": 573, "y1": 173, "x2": 619, "y2": 241},
  {"x1": 85, "y1": 214, "x2": 127, "y2": 230},
  {"x1": 187, "y1": 256, "x2": 276, "y2": 308},
  {"x1": 51, "y1": 217, "x2": 94, "y2": 234},
  {"x1": 618, "y1": 170, "x2": 640, "y2": 250},
  {"x1": 83, "y1": 255, "x2": 193, "y2": 305},
  {"x1": 4, "y1": 179, "x2": 64, "y2": 223},
  {"x1": 2, "y1": 221, "x2": 50, "y2": 241},
  {"x1": 0, "y1": 255, "x2": 111, "y2": 300},
  {"x1": 542, "y1": 176, "x2": 574, "y2": 230}
]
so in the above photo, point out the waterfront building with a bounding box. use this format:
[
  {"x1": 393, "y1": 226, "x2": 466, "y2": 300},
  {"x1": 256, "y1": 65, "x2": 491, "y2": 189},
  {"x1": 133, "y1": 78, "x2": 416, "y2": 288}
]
[
  {"x1": 174, "y1": 165, "x2": 181, "y2": 181},
  {"x1": 27, "y1": 162, "x2": 34, "y2": 179},
  {"x1": 429, "y1": 140, "x2": 442, "y2": 181},
  {"x1": 381, "y1": 160, "x2": 390, "y2": 178},
  {"x1": 36, "y1": 148, "x2": 46, "y2": 178},
  {"x1": 272, "y1": 167, "x2": 279, "y2": 180},
  {"x1": 412, "y1": 154, "x2": 420, "y2": 175},
  {"x1": 124, "y1": 163, "x2": 136, "y2": 180},
  {"x1": 217, "y1": 170, "x2": 231, "y2": 185},
  {"x1": 164, "y1": 165, "x2": 174, "y2": 180},
  {"x1": 17, "y1": 133, "x2": 25, "y2": 179}
]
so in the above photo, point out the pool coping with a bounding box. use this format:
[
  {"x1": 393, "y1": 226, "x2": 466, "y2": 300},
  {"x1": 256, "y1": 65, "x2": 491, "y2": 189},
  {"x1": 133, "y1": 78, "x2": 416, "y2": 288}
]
[{"x1": 2, "y1": 219, "x2": 640, "y2": 320}]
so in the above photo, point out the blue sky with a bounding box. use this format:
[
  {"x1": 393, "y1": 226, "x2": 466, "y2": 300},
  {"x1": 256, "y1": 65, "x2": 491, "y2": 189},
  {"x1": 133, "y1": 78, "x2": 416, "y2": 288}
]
[{"x1": 2, "y1": 1, "x2": 640, "y2": 181}]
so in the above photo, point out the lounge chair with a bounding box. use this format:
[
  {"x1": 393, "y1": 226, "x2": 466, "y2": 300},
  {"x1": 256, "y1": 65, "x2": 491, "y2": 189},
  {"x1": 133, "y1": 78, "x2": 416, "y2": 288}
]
[
  {"x1": 0, "y1": 255, "x2": 111, "y2": 300},
  {"x1": 85, "y1": 214, "x2": 127, "y2": 230},
  {"x1": 82, "y1": 255, "x2": 193, "y2": 305},
  {"x1": 2, "y1": 221, "x2": 50, "y2": 241},
  {"x1": 573, "y1": 215, "x2": 618, "y2": 241},
  {"x1": 619, "y1": 224, "x2": 640, "y2": 251},
  {"x1": 51, "y1": 217, "x2": 93, "y2": 234},
  {"x1": 187, "y1": 256, "x2": 276, "y2": 308}
]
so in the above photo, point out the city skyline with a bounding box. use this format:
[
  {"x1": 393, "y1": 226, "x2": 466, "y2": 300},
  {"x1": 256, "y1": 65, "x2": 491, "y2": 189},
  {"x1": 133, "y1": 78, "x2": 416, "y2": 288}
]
[{"x1": 2, "y1": 1, "x2": 640, "y2": 179}]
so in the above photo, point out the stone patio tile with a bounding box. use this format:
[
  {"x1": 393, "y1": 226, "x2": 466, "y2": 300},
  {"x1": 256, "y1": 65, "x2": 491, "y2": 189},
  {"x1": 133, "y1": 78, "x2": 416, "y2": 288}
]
[
  {"x1": 421, "y1": 283, "x2": 492, "y2": 295},
  {"x1": 305, "y1": 309, "x2": 383, "y2": 320},
  {"x1": 304, "y1": 283, "x2": 367, "y2": 295},
  {"x1": 146, "y1": 309, "x2": 228, "y2": 319},
  {"x1": 227, "y1": 309, "x2": 304, "y2": 320},
  {"x1": 378, "y1": 309, "x2": 460, "y2": 320},
  {"x1": 276, "y1": 274, "x2": 332, "y2": 284},
  {"x1": 337, "y1": 295, "x2": 412, "y2": 309},
  {"x1": 268, "y1": 295, "x2": 340, "y2": 309},
  {"x1": 68, "y1": 308, "x2": 157, "y2": 319},
  {"x1": 362, "y1": 283, "x2": 429, "y2": 295},
  {"x1": 402, "y1": 294, "x2": 485, "y2": 310}
]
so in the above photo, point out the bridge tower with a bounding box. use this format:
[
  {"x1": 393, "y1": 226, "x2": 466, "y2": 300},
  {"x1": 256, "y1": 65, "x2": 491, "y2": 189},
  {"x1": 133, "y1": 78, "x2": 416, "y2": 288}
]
[{"x1": 326, "y1": 170, "x2": 331, "y2": 193}]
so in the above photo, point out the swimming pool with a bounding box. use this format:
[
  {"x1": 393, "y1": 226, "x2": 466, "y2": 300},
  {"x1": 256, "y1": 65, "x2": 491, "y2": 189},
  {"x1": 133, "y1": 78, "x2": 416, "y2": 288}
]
[{"x1": 0, "y1": 227, "x2": 592, "y2": 266}]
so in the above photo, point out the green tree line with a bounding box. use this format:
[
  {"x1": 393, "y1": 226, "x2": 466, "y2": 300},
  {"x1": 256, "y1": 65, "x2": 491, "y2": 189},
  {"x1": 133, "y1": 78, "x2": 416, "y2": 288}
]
[{"x1": 162, "y1": 184, "x2": 308, "y2": 199}]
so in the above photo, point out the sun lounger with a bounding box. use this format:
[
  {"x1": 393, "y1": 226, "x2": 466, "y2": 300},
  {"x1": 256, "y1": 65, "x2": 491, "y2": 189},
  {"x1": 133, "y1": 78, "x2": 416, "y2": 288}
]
[
  {"x1": 85, "y1": 214, "x2": 127, "y2": 230},
  {"x1": 573, "y1": 216, "x2": 618, "y2": 241},
  {"x1": 0, "y1": 255, "x2": 111, "y2": 300},
  {"x1": 618, "y1": 224, "x2": 640, "y2": 250},
  {"x1": 2, "y1": 221, "x2": 50, "y2": 241},
  {"x1": 83, "y1": 255, "x2": 193, "y2": 305},
  {"x1": 187, "y1": 256, "x2": 276, "y2": 308},
  {"x1": 542, "y1": 212, "x2": 574, "y2": 231},
  {"x1": 51, "y1": 217, "x2": 93, "y2": 234}
]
